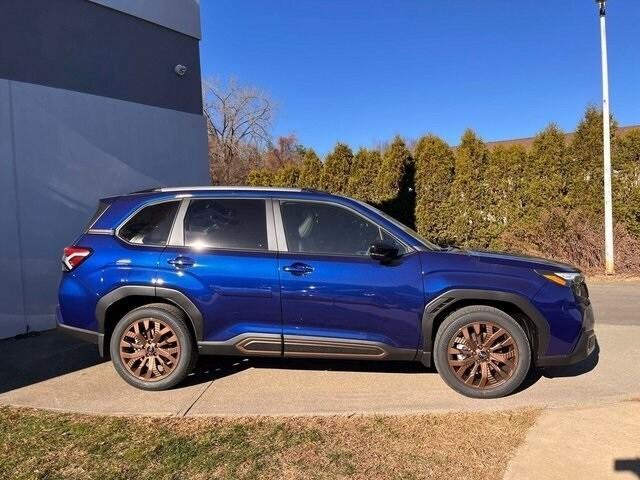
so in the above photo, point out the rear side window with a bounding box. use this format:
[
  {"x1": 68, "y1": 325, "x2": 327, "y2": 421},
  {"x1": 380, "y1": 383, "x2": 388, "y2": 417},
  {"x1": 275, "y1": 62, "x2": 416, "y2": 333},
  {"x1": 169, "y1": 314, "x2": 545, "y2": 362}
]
[
  {"x1": 183, "y1": 199, "x2": 267, "y2": 250},
  {"x1": 118, "y1": 201, "x2": 179, "y2": 246}
]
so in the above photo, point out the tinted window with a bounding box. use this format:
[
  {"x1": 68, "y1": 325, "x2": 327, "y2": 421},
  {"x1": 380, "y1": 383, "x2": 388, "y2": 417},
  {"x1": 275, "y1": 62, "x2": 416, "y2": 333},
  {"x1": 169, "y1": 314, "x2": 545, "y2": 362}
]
[
  {"x1": 184, "y1": 199, "x2": 268, "y2": 250},
  {"x1": 280, "y1": 201, "x2": 406, "y2": 256},
  {"x1": 119, "y1": 201, "x2": 179, "y2": 245}
]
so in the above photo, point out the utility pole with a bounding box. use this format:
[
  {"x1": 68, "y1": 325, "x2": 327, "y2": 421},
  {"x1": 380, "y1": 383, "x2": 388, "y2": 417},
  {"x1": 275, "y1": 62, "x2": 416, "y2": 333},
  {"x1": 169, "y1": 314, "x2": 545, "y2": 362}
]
[{"x1": 597, "y1": 0, "x2": 614, "y2": 274}]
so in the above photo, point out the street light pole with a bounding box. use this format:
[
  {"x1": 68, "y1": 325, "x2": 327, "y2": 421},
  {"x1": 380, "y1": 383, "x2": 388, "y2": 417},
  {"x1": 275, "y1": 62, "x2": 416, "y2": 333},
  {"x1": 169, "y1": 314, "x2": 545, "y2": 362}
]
[{"x1": 597, "y1": 0, "x2": 614, "y2": 274}]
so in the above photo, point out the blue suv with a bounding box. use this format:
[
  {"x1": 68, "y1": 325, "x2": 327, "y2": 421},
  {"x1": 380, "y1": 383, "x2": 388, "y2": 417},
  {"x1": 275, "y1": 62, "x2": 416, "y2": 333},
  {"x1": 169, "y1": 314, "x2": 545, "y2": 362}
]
[{"x1": 58, "y1": 187, "x2": 596, "y2": 398}]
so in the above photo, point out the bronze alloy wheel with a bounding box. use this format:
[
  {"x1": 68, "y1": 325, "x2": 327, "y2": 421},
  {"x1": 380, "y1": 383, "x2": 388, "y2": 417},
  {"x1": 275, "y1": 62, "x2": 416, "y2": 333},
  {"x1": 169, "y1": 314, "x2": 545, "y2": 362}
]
[
  {"x1": 447, "y1": 321, "x2": 519, "y2": 390},
  {"x1": 119, "y1": 318, "x2": 181, "y2": 382}
]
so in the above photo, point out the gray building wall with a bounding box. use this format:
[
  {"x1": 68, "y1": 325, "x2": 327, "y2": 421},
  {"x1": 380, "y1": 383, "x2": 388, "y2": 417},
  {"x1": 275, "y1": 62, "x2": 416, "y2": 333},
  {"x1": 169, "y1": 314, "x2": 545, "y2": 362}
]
[{"x1": 0, "y1": 0, "x2": 208, "y2": 339}]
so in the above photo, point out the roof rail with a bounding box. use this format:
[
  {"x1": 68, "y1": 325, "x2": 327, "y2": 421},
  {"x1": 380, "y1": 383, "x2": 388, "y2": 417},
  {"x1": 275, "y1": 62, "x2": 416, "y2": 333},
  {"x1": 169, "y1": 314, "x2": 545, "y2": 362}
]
[
  {"x1": 126, "y1": 186, "x2": 333, "y2": 196},
  {"x1": 153, "y1": 186, "x2": 306, "y2": 193}
]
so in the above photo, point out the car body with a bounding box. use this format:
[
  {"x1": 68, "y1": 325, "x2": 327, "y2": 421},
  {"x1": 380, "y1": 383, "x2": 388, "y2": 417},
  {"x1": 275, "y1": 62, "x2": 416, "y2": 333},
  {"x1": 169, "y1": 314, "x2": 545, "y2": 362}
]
[{"x1": 58, "y1": 187, "x2": 596, "y2": 398}]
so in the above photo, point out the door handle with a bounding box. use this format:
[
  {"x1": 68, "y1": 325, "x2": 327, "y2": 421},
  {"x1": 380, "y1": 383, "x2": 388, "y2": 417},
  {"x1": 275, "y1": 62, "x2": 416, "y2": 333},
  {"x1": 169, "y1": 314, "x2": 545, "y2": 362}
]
[
  {"x1": 283, "y1": 262, "x2": 314, "y2": 276},
  {"x1": 168, "y1": 256, "x2": 195, "y2": 268}
]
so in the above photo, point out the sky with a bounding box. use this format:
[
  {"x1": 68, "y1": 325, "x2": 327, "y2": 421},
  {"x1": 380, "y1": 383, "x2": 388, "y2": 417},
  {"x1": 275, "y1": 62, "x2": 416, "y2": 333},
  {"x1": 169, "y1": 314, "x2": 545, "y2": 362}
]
[{"x1": 200, "y1": 0, "x2": 640, "y2": 155}]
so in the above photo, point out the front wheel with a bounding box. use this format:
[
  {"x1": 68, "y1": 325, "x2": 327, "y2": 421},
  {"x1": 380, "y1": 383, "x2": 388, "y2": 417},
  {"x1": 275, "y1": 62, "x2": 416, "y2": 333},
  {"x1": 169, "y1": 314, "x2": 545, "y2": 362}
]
[
  {"x1": 110, "y1": 303, "x2": 197, "y2": 391},
  {"x1": 433, "y1": 305, "x2": 531, "y2": 399}
]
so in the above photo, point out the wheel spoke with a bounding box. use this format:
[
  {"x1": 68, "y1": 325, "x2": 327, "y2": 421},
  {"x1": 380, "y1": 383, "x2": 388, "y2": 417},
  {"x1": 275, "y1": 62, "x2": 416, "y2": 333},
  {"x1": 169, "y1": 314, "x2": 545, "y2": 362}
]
[
  {"x1": 484, "y1": 328, "x2": 506, "y2": 348},
  {"x1": 489, "y1": 361, "x2": 509, "y2": 380},
  {"x1": 447, "y1": 320, "x2": 519, "y2": 391},
  {"x1": 478, "y1": 362, "x2": 489, "y2": 388},
  {"x1": 121, "y1": 350, "x2": 146, "y2": 360},
  {"x1": 449, "y1": 357, "x2": 476, "y2": 367},
  {"x1": 462, "y1": 327, "x2": 478, "y2": 350},
  {"x1": 464, "y1": 362, "x2": 480, "y2": 385},
  {"x1": 119, "y1": 317, "x2": 181, "y2": 382}
]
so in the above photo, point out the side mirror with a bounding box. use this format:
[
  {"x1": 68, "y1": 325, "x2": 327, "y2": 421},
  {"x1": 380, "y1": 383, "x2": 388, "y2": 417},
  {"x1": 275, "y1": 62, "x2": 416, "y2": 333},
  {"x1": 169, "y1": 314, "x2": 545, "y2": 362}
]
[{"x1": 369, "y1": 241, "x2": 399, "y2": 263}]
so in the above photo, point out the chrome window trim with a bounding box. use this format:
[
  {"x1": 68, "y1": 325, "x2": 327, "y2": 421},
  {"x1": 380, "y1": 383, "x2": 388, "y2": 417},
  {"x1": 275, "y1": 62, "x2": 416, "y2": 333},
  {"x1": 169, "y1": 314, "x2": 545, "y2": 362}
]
[
  {"x1": 86, "y1": 228, "x2": 114, "y2": 235},
  {"x1": 170, "y1": 196, "x2": 276, "y2": 252},
  {"x1": 273, "y1": 198, "x2": 412, "y2": 256},
  {"x1": 114, "y1": 199, "x2": 182, "y2": 248}
]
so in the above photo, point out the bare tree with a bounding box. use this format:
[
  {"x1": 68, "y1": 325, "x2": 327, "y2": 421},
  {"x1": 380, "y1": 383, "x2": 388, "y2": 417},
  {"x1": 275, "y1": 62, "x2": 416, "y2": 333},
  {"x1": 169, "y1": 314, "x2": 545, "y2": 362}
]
[
  {"x1": 203, "y1": 78, "x2": 275, "y2": 185},
  {"x1": 263, "y1": 134, "x2": 305, "y2": 169}
]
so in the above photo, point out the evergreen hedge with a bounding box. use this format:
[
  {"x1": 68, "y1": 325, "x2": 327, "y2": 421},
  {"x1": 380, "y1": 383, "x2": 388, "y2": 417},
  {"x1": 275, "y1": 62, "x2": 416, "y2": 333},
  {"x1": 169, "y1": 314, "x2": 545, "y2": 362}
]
[{"x1": 243, "y1": 108, "x2": 640, "y2": 272}]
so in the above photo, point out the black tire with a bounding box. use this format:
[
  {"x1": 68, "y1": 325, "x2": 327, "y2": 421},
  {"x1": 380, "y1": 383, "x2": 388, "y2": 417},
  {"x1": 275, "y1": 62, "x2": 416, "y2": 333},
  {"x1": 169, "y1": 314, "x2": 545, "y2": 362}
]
[
  {"x1": 110, "y1": 303, "x2": 198, "y2": 391},
  {"x1": 433, "y1": 305, "x2": 531, "y2": 399}
]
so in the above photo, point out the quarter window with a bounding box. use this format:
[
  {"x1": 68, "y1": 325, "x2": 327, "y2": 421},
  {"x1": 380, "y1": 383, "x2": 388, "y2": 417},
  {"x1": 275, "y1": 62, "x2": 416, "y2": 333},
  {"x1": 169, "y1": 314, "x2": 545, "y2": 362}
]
[
  {"x1": 183, "y1": 199, "x2": 268, "y2": 250},
  {"x1": 280, "y1": 201, "x2": 406, "y2": 256},
  {"x1": 118, "y1": 201, "x2": 179, "y2": 246}
]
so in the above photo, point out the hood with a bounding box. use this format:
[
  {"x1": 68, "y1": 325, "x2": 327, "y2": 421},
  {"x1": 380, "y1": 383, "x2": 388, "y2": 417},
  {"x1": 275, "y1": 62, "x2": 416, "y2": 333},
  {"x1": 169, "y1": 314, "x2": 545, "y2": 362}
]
[{"x1": 465, "y1": 249, "x2": 579, "y2": 273}]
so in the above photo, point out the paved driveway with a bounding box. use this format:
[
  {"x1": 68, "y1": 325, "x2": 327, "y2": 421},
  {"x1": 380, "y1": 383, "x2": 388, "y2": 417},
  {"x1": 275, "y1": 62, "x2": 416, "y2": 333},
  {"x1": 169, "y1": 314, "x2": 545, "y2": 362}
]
[{"x1": 1, "y1": 281, "x2": 638, "y2": 416}]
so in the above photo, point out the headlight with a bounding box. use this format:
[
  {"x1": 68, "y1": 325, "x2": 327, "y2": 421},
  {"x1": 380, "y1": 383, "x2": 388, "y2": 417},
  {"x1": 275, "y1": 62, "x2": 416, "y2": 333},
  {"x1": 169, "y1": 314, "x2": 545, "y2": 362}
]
[{"x1": 536, "y1": 270, "x2": 583, "y2": 286}]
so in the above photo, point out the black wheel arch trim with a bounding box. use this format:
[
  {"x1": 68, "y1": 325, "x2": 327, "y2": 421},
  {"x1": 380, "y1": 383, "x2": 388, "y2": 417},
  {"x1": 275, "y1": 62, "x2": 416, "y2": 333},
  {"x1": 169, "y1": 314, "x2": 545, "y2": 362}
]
[
  {"x1": 419, "y1": 289, "x2": 551, "y2": 366},
  {"x1": 95, "y1": 285, "x2": 204, "y2": 346}
]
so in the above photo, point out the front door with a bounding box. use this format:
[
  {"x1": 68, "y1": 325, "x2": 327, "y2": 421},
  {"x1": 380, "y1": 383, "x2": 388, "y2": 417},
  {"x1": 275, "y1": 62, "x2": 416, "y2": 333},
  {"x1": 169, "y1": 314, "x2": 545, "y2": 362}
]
[
  {"x1": 275, "y1": 200, "x2": 424, "y2": 359},
  {"x1": 157, "y1": 197, "x2": 282, "y2": 355}
]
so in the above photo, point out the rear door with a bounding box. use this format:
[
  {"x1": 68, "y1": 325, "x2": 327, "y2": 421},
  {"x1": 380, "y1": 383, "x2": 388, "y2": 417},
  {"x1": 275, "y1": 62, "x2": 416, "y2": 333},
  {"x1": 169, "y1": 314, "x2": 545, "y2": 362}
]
[
  {"x1": 157, "y1": 197, "x2": 282, "y2": 354},
  {"x1": 275, "y1": 199, "x2": 424, "y2": 359}
]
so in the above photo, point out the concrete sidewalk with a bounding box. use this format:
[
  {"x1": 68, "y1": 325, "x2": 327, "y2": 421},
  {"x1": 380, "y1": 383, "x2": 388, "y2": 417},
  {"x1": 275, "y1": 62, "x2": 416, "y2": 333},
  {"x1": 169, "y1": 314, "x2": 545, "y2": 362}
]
[{"x1": 505, "y1": 401, "x2": 640, "y2": 480}]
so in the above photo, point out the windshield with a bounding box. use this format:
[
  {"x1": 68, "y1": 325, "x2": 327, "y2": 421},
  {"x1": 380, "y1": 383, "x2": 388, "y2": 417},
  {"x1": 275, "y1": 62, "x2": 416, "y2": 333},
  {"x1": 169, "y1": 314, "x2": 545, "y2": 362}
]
[{"x1": 356, "y1": 200, "x2": 441, "y2": 251}]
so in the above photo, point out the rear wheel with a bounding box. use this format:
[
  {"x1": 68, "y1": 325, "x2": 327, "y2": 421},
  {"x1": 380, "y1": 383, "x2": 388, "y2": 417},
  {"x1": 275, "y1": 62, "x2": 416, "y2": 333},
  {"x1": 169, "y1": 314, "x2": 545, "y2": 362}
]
[
  {"x1": 110, "y1": 303, "x2": 197, "y2": 391},
  {"x1": 433, "y1": 305, "x2": 531, "y2": 398}
]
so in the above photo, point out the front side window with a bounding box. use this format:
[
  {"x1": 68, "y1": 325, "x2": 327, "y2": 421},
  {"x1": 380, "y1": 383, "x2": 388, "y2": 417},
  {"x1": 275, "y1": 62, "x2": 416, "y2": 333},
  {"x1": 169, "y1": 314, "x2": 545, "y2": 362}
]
[
  {"x1": 280, "y1": 201, "x2": 406, "y2": 256},
  {"x1": 118, "y1": 201, "x2": 179, "y2": 246},
  {"x1": 183, "y1": 199, "x2": 268, "y2": 250}
]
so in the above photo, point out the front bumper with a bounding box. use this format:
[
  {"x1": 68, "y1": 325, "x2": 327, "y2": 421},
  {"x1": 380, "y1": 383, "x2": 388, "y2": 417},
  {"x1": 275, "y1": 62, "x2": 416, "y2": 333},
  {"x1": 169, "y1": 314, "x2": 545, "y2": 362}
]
[
  {"x1": 537, "y1": 301, "x2": 596, "y2": 367},
  {"x1": 536, "y1": 328, "x2": 597, "y2": 367}
]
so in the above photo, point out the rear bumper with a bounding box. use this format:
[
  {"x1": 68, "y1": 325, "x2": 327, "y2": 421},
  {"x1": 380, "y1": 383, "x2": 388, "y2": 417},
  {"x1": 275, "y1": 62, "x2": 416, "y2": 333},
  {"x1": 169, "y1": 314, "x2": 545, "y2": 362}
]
[
  {"x1": 536, "y1": 301, "x2": 596, "y2": 367},
  {"x1": 56, "y1": 305, "x2": 105, "y2": 355}
]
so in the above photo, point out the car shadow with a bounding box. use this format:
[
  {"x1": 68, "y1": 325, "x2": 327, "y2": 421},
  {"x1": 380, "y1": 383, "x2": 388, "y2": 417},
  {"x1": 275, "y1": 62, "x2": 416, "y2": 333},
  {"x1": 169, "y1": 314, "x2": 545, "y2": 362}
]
[
  {"x1": 187, "y1": 343, "x2": 600, "y2": 395},
  {"x1": 614, "y1": 458, "x2": 640, "y2": 478},
  {"x1": 0, "y1": 330, "x2": 105, "y2": 394},
  {"x1": 510, "y1": 341, "x2": 600, "y2": 395},
  {"x1": 182, "y1": 354, "x2": 432, "y2": 387}
]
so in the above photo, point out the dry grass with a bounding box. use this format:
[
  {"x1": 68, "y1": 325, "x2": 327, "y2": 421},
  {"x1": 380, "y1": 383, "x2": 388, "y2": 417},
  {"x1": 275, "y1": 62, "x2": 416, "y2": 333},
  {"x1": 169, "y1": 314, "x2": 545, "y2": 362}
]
[{"x1": 0, "y1": 406, "x2": 538, "y2": 480}]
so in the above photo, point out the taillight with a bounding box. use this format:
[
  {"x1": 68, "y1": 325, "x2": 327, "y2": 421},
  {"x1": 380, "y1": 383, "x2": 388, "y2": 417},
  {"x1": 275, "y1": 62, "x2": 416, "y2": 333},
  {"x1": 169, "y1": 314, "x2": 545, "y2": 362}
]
[{"x1": 62, "y1": 246, "x2": 92, "y2": 271}]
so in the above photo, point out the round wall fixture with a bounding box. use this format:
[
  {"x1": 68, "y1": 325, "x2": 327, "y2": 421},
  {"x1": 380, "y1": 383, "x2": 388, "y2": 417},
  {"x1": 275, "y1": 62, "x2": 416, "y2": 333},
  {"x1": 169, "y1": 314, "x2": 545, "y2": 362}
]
[{"x1": 174, "y1": 64, "x2": 187, "y2": 76}]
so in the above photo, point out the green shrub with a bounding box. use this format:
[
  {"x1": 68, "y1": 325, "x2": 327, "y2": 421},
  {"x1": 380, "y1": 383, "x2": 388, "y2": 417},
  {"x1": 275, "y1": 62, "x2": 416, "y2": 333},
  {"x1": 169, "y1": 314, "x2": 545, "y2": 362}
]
[
  {"x1": 413, "y1": 134, "x2": 455, "y2": 244},
  {"x1": 447, "y1": 130, "x2": 492, "y2": 248},
  {"x1": 273, "y1": 163, "x2": 301, "y2": 187},
  {"x1": 485, "y1": 144, "x2": 527, "y2": 248},
  {"x1": 245, "y1": 168, "x2": 275, "y2": 187},
  {"x1": 375, "y1": 137, "x2": 416, "y2": 227},
  {"x1": 347, "y1": 148, "x2": 381, "y2": 202},
  {"x1": 613, "y1": 129, "x2": 640, "y2": 237},
  {"x1": 321, "y1": 143, "x2": 354, "y2": 194},
  {"x1": 298, "y1": 149, "x2": 323, "y2": 189}
]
